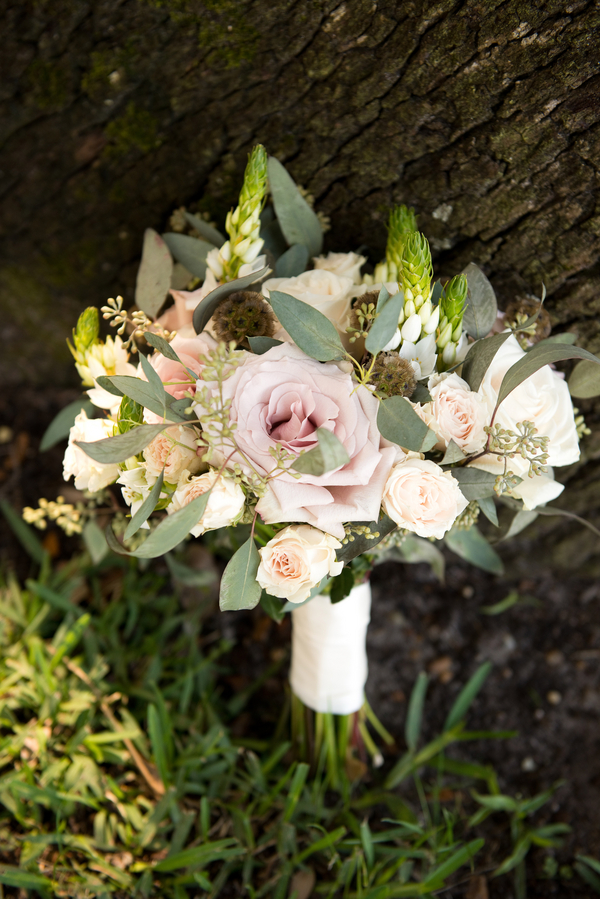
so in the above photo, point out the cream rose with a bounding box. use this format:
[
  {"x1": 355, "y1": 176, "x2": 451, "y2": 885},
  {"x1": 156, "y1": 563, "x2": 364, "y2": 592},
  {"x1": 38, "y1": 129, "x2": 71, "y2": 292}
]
[
  {"x1": 168, "y1": 469, "x2": 245, "y2": 536},
  {"x1": 63, "y1": 410, "x2": 120, "y2": 492},
  {"x1": 262, "y1": 269, "x2": 353, "y2": 334},
  {"x1": 313, "y1": 251, "x2": 366, "y2": 285},
  {"x1": 193, "y1": 343, "x2": 397, "y2": 539},
  {"x1": 418, "y1": 372, "x2": 488, "y2": 454},
  {"x1": 147, "y1": 332, "x2": 217, "y2": 400},
  {"x1": 257, "y1": 524, "x2": 343, "y2": 603},
  {"x1": 143, "y1": 425, "x2": 202, "y2": 484},
  {"x1": 478, "y1": 334, "x2": 580, "y2": 468},
  {"x1": 383, "y1": 458, "x2": 468, "y2": 539}
]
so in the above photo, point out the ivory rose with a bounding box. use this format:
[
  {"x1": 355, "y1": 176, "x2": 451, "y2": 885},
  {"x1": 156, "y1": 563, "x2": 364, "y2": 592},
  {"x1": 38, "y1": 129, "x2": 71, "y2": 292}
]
[
  {"x1": 193, "y1": 343, "x2": 397, "y2": 539},
  {"x1": 148, "y1": 332, "x2": 217, "y2": 400},
  {"x1": 313, "y1": 251, "x2": 366, "y2": 285},
  {"x1": 383, "y1": 458, "x2": 468, "y2": 539},
  {"x1": 143, "y1": 425, "x2": 202, "y2": 484},
  {"x1": 418, "y1": 372, "x2": 488, "y2": 454},
  {"x1": 63, "y1": 410, "x2": 120, "y2": 492},
  {"x1": 262, "y1": 269, "x2": 354, "y2": 333},
  {"x1": 478, "y1": 334, "x2": 580, "y2": 468},
  {"x1": 257, "y1": 524, "x2": 343, "y2": 603},
  {"x1": 168, "y1": 469, "x2": 245, "y2": 536}
]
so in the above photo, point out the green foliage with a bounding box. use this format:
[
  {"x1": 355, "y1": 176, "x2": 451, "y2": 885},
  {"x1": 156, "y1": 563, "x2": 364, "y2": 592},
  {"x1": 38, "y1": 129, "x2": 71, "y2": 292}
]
[{"x1": 0, "y1": 557, "x2": 583, "y2": 897}]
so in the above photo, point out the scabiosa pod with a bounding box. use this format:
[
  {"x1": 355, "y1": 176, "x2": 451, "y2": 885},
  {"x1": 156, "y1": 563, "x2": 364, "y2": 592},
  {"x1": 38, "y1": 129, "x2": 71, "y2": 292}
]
[{"x1": 210, "y1": 144, "x2": 268, "y2": 282}]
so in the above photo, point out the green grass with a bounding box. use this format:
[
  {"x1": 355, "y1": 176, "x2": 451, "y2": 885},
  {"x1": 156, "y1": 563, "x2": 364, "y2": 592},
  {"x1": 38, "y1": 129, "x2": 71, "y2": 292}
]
[{"x1": 0, "y1": 509, "x2": 593, "y2": 897}]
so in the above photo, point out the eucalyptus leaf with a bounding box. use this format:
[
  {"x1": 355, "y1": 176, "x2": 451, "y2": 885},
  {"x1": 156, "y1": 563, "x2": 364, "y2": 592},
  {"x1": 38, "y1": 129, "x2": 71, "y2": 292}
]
[
  {"x1": 535, "y1": 332, "x2": 577, "y2": 347},
  {"x1": 569, "y1": 359, "x2": 600, "y2": 398},
  {"x1": 260, "y1": 590, "x2": 286, "y2": 623},
  {"x1": 477, "y1": 495, "x2": 499, "y2": 526},
  {"x1": 219, "y1": 538, "x2": 261, "y2": 611},
  {"x1": 268, "y1": 157, "x2": 323, "y2": 257},
  {"x1": 82, "y1": 520, "x2": 109, "y2": 564},
  {"x1": 193, "y1": 266, "x2": 269, "y2": 334},
  {"x1": 275, "y1": 244, "x2": 310, "y2": 278},
  {"x1": 162, "y1": 232, "x2": 213, "y2": 279},
  {"x1": 75, "y1": 423, "x2": 169, "y2": 463},
  {"x1": 496, "y1": 341, "x2": 600, "y2": 408},
  {"x1": 445, "y1": 526, "x2": 504, "y2": 575},
  {"x1": 462, "y1": 263, "x2": 498, "y2": 339},
  {"x1": 268, "y1": 290, "x2": 345, "y2": 362},
  {"x1": 450, "y1": 467, "x2": 498, "y2": 501},
  {"x1": 124, "y1": 469, "x2": 165, "y2": 539},
  {"x1": 95, "y1": 375, "x2": 125, "y2": 398},
  {"x1": 135, "y1": 228, "x2": 173, "y2": 318},
  {"x1": 411, "y1": 383, "x2": 432, "y2": 404},
  {"x1": 440, "y1": 440, "x2": 466, "y2": 466},
  {"x1": 171, "y1": 262, "x2": 194, "y2": 290},
  {"x1": 460, "y1": 331, "x2": 513, "y2": 392},
  {"x1": 376, "y1": 396, "x2": 437, "y2": 452},
  {"x1": 143, "y1": 333, "x2": 199, "y2": 382},
  {"x1": 102, "y1": 375, "x2": 185, "y2": 422},
  {"x1": 40, "y1": 398, "x2": 94, "y2": 451},
  {"x1": 183, "y1": 211, "x2": 225, "y2": 247},
  {"x1": 292, "y1": 428, "x2": 350, "y2": 476},
  {"x1": 336, "y1": 514, "x2": 397, "y2": 563},
  {"x1": 398, "y1": 535, "x2": 445, "y2": 583},
  {"x1": 139, "y1": 349, "x2": 168, "y2": 401},
  {"x1": 501, "y1": 508, "x2": 539, "y2": 541},
  {"x1": 105, "y1": 490, "x2": 211, "y2": 559},
  {"x1": 248, "y1": 336, "x2": 284, "y2": 355},
  {"x1": 365, "y1": 287, "x2": 404, "y2": 356},
  {"x1": 330, "y1": 567, "x2": 355, "y2": 603},
  {"x1": 260, "y1": 215, "x2": 288, "y2": 260},
  {"x1": 431, "y1": 280, "x2": 444, "y2": 305}
]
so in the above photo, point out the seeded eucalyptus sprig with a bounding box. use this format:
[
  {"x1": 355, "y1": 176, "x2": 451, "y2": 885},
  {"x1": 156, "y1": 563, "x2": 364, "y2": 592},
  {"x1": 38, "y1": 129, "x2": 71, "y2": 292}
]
[{"x1": 216, "y1": 144, "x2": 268, "y2": 281}]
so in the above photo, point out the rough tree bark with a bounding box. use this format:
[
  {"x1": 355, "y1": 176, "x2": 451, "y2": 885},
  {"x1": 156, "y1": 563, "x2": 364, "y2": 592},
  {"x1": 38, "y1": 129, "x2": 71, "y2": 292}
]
[{"x1": 1, "y1": 0, "x2": 599, "y2": 567}]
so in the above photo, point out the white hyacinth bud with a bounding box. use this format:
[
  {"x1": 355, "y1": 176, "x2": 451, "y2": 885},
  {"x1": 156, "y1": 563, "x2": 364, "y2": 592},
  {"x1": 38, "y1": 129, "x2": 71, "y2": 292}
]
[
  {"x1": 418, "y1": 299, "x2": 432, "y2": 325},
  {"x1": 404, "y1": 298, "x2": 416, "y2": 318},
  {"x1": 401, "y1": 312, "x2": 422, "y2": 344},
  {"x1": 423, "y1": 304, "x2": 440, "y2": 334},
  {"x1": 241, "y1": 238, "x2": 264, "y2": 264},
  {"x1": 373, "y1": 261, "x2": 389, "y2": 283},
  {"x1": 382, "y1": 328, "x2": 402, "y2": 352},
  {"x1": 437, "y1": 320, "x2": 453, "y2": 349},
  {"x1": 442, "y1": 342, "x2": 457, "y2": 365}
]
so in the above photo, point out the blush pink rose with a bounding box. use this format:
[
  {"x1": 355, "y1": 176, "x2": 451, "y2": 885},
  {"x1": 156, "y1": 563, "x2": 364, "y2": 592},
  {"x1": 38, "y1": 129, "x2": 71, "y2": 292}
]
[
  {"x1": 383, "y1": 458, "x2": 468, "y2": 539},
  {"x1": 146, "y1": 333, "x2": 217, "y2": 401},
  {"x1": 193, "y1": 343, "x2": 397, "y2": 539}
]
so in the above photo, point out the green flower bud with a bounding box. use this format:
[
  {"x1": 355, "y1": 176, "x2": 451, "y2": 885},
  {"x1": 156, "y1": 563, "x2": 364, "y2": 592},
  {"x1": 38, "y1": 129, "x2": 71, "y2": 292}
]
[
  {"x1": 385, "y1": 205, "x2": 417, "y2": 277},
  {"x1": 73, "y1": 307, "x2": 100, "y2": 356},
  {"x1": 220, "y1": 144, "x2": 268, "y2": 281},
  {"x1": 440, "y1": 274, "x2": 467, "y2": 330},
  {"x1": 400, "y1": 232, "x2": 433, "y2": 311},
  {"x1": 437, "y1": 320, "x2": 453, "y2": 349}
]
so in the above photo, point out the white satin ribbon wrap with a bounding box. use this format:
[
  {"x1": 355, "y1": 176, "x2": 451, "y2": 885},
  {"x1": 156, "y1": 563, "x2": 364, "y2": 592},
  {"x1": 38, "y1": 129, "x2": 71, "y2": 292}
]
[{"x1": 290, "y1": 581, "x2": 371, "y2": 715}]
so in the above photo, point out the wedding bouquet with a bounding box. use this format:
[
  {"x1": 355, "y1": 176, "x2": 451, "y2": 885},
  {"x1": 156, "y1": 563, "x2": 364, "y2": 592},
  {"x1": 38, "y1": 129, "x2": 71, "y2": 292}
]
[{"x1": 26, "y1": 145, "x2": 600, "y2": 751}]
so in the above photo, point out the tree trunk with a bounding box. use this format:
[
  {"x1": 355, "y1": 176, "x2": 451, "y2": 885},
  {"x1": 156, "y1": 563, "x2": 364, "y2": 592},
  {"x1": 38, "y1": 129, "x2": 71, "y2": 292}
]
[{"x1": 1, "y1": 0, "x2": 599, "y2": 566}]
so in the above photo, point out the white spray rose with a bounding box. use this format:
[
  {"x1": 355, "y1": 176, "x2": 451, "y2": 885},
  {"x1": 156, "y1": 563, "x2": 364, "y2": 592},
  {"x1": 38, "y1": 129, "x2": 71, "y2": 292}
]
[
  {"x1": 63, "y1": 410, "x2": 119, "y2": 492},
  {"x1": 262, "y1": 269, "x2": 353, "y2": 334},
  {"x1": 117, "y1": 463, "x2": 168, "y2": 529},
  {"x1": 313, "y1": 251, "x2": 366, "y2": 285},
  {"x1": 257, "y1": 524, "x2": 343, "y2": 604},
  {"x1": 143, "y1": 425, "x2": 202, "y2": 484},
  {"x1": 419, "y1": 372, "x2": 488, "y2": 454},
  {"x1": 168, "y1": 470, "x2": 245, "y2": 537},
  {"x1": 478, "y1": 334, "x2": 580, "y2": 468},
  {"x1": 383, "y1": 458, "x2": 468, "y2": 539}
]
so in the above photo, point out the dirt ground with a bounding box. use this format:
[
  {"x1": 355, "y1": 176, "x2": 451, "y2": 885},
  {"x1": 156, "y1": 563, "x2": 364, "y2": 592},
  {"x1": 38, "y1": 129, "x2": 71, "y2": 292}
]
[{"x1": 2, "y1": 390, "x2": 600, "y2": 898}]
